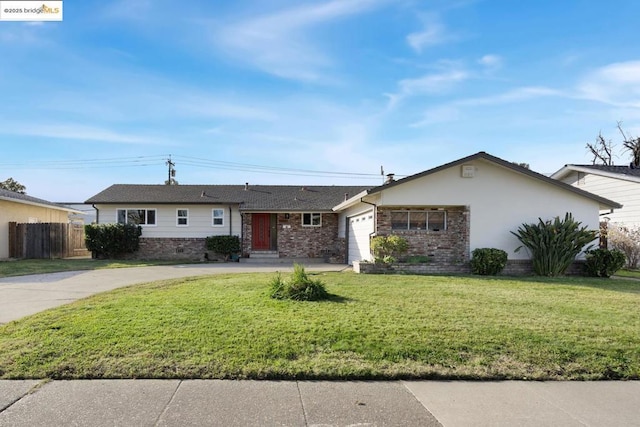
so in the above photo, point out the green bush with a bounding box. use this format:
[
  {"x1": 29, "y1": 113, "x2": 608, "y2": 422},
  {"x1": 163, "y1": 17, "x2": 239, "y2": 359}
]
[
  {"x1": 84, "y1": 223, "x2": 142, "y2": 259},
  {"x1": 470, "y1": 248, "x2": 508, "y2": 275},
  {"x1": 584, "y1": 248, "x2": 626, "y2": 278},
  {"x1": 370, "y1": 235, "x2": 409, "y2": 264},
  {"x1": 205, "y1": 235, "x2": 241, "y2": 261},
  {"x1": 511, "y1": 213, "x2": 597, "y2": 277},
  {"x1": 269, "y1": 264, "x2": 330, "y2": 301}
]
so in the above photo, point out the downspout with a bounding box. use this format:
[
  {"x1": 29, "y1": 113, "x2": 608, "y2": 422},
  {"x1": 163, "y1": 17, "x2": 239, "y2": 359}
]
[
  {"x1": 229, "y1": 205, "x2": 233, "y2": 236},
  {"x1": 92, "y1": 204, "x2": 99, "y2": 224}
]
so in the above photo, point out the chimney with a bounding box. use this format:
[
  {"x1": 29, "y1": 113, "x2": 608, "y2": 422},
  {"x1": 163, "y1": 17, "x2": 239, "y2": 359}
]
[
  {"x1": 385, "y1": 173, "x2": 395, "y2": 184},
  {"x1": 244, "y1": 182, "x2": 249, "y2": 191}
]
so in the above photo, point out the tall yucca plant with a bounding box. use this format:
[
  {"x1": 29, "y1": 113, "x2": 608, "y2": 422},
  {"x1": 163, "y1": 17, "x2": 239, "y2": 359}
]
[{"x1": 511, "y1": 213, "x2": 597, "y2": 276}]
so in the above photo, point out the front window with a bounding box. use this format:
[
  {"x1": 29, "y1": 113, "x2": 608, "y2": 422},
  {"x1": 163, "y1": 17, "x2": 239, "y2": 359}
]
[
  {"x1": 391, "y1": 210, "x2": 446, "y2": 231},
  {"x1": 212, "y1": 209, "x2": 224, "y2": 227},
  {"x1": 177, "y1": 209, "x2": 188, "y2": 226},
  {"x1": 117, "y1": 209, "x2": 156, "y2": 226},
  {"x1": 302, "y1": 213, "x2": 321, "y2": 227}
]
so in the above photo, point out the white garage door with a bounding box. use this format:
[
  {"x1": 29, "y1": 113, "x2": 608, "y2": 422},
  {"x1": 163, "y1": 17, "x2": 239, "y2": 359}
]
[{"x1": 348, "y1": 210, "x2": 374, "y2": 264}]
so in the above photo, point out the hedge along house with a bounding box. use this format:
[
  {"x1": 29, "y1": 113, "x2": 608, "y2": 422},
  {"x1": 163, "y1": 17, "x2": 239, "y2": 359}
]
[
  {"x1": 333, "y1": 152, "x2": 622, "y2": 274},
  {"x1": 85, "y1": 184, "x2": 370, "y2": 262}
]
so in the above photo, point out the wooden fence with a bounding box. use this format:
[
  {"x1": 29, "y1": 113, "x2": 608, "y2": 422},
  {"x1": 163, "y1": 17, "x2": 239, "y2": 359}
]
[{"x1": 8, "y1": 222, "x2": 90, "y2": 259}]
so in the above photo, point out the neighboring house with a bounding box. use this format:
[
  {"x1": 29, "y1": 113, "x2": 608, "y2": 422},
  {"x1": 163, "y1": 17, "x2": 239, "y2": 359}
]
[
  {"x1": 0, "y1": 189, "x2": 81, "y2": 259},
  {"x1": 551, "y1": 164, "x2": 640, "y2": 226},
  {"x1": 86, "y1": 152, "x2": 621, "y2": 272}
]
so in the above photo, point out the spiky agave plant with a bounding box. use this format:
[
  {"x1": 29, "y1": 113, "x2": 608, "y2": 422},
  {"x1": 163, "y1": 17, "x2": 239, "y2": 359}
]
[{"x1": 511, "y1": 213, "x2": 597, "y2": 277}]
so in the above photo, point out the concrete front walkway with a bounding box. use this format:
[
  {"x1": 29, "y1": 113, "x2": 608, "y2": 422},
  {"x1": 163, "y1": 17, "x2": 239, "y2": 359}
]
[
  {"x1": 1, "y1": 379, "x2": 639, "y2": 426},
  {"x1": 0, "y1": 263, "x2": 348, "y2": 324}
]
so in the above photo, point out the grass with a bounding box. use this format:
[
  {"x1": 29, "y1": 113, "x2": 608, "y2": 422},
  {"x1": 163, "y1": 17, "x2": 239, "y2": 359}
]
[
  {"x1": 0, "y1": 272, "x2": 639, "y2": 381},
  {"x1": 0, "y1": 258, "x2": 191, "y2": 278},
  {"x1": 615, "y1": 269, "x2": 640, "y2": 279}
]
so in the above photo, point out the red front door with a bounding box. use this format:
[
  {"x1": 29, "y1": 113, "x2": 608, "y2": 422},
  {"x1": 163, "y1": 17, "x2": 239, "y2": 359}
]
[{"x1": 252, "y1": 213, "x2": 271, "y2": 250}]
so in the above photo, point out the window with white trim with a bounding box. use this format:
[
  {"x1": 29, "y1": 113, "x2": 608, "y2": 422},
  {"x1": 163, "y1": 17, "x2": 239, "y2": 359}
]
[
  {"x1": 391, "y1": 210, "x2": 446, "y2": 231},
  {"x1": 177, "y1": 209, "x2": 189, "y2": 226},
  {"x1": 117, "y1": 209, "x2": 156, "y2": 226},
  {"x1": 212, "y1": 209, "x2": 224, "y2": 227},
  {"x1": 302, "y1": 212, "x2": 321, "y2": 227}
]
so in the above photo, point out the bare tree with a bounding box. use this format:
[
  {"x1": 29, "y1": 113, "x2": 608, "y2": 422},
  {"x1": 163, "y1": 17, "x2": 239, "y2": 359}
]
[
  {"x1": 586, "y1": 132, "x2": 614, "y2": 165},
  {"x1": 617, "y1": 121, "x2": 640, "y2": 167}
]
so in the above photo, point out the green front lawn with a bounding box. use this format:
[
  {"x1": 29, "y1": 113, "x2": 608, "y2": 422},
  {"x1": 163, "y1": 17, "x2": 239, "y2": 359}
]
[
  {"x1": 0, "y1": 259, "x2": 192, "y2": 278},
  {"x1": 615, "y1": 269, "x2": 640, "y2": 279},
  {"x1": 1, "y1": 272, "x2": 638, "y2": 380}
]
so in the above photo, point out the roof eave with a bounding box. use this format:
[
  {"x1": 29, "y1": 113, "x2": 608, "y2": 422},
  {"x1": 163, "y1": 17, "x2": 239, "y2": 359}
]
[{"x1": 332, "y1": 190, "x2": 370, "y2": 211}]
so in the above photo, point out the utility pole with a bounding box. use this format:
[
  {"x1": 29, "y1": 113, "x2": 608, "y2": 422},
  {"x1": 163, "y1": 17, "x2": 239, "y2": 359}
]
[{"x1": 165, "y1": 156, "x2": 177, "y2": 185}]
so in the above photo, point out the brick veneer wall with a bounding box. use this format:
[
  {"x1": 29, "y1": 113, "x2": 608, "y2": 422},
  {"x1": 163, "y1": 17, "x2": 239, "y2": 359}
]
[
  {"x1": 376, "y1": 206, "x2": 470, "y2": 265},
  {"x1": 277, "y1": 213, "x2": 342, "y2": 260},
  {"x1": 129, "y1": 237, "x2": 208, "y2": 261},
  {"x1": 241, "y1": 213, "x2": 345, "y2": 262},
  {"x1": 355, "y1": 260, "x2": 588, "y2": 276}
]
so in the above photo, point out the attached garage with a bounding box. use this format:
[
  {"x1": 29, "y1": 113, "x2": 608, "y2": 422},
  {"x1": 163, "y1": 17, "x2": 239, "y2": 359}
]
[{"x1": 347, "y1": 210, "x2": 374, "y2": 264}]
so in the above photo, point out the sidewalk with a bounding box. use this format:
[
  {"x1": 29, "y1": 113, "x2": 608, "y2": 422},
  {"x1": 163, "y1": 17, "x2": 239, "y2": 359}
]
[{"x1": 1, "y1": 379, "x2": 639, "y2": 426}]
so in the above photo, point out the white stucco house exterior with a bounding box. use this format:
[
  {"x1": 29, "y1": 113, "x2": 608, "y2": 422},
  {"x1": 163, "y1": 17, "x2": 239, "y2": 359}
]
[
  {"x1": 551, "y1": 164, "x2": 640, "y2": 227},
  {"x1": 335, "y1": 152, "x2": 621, "y2": 271}
]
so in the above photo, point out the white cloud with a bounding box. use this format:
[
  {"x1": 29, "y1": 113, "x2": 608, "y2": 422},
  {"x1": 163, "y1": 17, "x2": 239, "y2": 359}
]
[
  {"x1": 385, "y1": 67, "x2": 470, "y2": 110},
  {"x1": 213, "y1": 0, "x2": 388, "y2": 82},
  {"x1": 0, "y1": 123, "x2": 156, "y2": 144},
  {"x1": 478, "y1": 54, "x2": 502, "y2": 70},
  {"x1": 410, "y1": 105, "x2": 460, "y2": 127},
  {"x1": 577, "y1": 61, "x2": 640, "y2": 108},
  {"x1": 406, "y1": 15, "x2": 451, "y2": 53}
]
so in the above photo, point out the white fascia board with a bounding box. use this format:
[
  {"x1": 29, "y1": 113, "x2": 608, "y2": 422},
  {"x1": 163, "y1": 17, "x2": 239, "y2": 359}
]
[
  {"x1": 332, "y1": 190, "x2": 370, "y2": 212},
  {"x1": 552, "y1": 165, "x2": 640, "y2": 184}
]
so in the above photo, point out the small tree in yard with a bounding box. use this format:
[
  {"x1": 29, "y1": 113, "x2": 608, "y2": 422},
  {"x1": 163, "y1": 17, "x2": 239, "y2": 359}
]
[
  {"x1": 205, "y1": 235, "x2": 241, "y2": 261},
  {"x1": 607, "y1": 224, "x2": 640, "y2": 269},
  {"x1": 370, "y1": 235, "x2": 409, "y2": 264},
  {"x1": 511, "y1": 213, "x2": 597, "y2": 277}
]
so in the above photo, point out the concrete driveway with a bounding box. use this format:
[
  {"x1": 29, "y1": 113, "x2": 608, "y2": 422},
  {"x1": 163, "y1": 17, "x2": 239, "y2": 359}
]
[{"x1": 0, "y1": 263, "x2": 348, "y2": 324}]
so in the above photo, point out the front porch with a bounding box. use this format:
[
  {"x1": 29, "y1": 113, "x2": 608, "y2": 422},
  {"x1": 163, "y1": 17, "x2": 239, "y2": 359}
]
[{"x1": 242, "y1": 212, "x2": 345, "y2": 263}]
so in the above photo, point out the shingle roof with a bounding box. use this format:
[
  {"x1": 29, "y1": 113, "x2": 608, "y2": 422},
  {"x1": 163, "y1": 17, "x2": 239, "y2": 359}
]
[
  {"x1": 563, "y1": 164, "x2": 640, "y2": 178},
  {"x1": 0, "y1": 188, "x2": 76, "y2": 212},
  {"x1": 85, "y1": 184, "x2": 372, "y2": 211}
]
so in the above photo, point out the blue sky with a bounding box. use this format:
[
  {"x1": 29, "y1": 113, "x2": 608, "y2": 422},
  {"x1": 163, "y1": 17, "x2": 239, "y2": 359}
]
[{"x1": 2, "y1": 0, "x2": 640, "y2": 202}]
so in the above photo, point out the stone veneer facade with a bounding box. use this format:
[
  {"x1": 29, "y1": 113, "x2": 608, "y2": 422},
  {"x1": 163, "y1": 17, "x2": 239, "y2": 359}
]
[{"x1": 376, "y1": 206, "x2": 470, "y2": 265}]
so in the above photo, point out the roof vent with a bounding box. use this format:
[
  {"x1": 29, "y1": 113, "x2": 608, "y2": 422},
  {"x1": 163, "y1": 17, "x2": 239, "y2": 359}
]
[
  {"x1": 300, "y1": 186, "x2": 307, "y2": 191},
  {"x1": 344, "y1": 193, "x2": 349, "y2": 201},
  {"x1": 200, "y1": 191, "x2": 206, "y2": 198},
  {"x1": 461, "y1": 165, "x2": 475, "y2": 178},
  {"x1": 245, "y1": 182, "x2": 249, "y2": 191},
  {"x1": 385, "y1": 173, "x2": 395, "y2": 184}
]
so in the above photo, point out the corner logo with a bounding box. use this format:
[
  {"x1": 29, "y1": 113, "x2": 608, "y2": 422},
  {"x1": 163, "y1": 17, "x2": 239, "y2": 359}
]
[{"x1": 41, "y1": 4, "x2": 60, "y2": 14}]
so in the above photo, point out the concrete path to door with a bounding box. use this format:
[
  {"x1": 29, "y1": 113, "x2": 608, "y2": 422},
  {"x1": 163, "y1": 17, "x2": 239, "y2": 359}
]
[{"x1": 0, "y1": 262, "x2": 348, "y2": 324}]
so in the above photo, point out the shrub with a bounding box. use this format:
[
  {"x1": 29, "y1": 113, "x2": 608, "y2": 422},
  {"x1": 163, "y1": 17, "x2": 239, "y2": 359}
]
[
  {"x1": 269, "y1": 264, "x2": 329, "y2": 301},
  {"x1": 511, "y1": 213, "x2": 597, "y2": 277},
  {"x1": 84, "y1": 223, "x2": 142, "y2": 259},
  {"x1": 584, "y1": 248, "x2": 626, "y2": 278},
  {"x1": 470, "y1": 248, "x2": 508, "y2": 275},
  {"x1": 607, "y1": 224, "x2": 640, "y2": 269},
  {"x1": 205, "y1": 235, "x2": 241, "y2": 261},
  {"x1": 370, "y1": 235, "x2": 409, "y2": 264}
]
